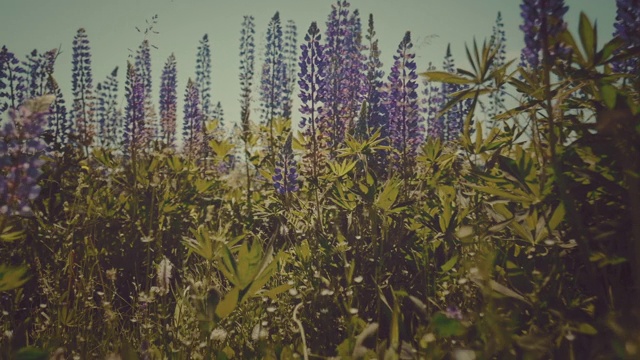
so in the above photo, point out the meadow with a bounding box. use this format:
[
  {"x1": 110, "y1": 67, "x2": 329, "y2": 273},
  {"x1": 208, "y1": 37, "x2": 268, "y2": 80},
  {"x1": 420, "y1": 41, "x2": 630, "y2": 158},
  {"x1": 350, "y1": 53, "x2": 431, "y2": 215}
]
[{"x1": 1, "y1": 0, "x2": 640, "y2": 358}]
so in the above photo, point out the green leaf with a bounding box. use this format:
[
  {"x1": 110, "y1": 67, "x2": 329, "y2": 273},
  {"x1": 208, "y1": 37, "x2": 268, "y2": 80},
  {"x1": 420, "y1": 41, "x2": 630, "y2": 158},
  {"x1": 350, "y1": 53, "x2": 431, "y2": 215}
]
[
  {"x1": 215, "y1": 287, "x2": 239, "y2": 320},
  {"x1": 376, "y1": 180, "x2": 401, "y2": 212},
  {"x1": 441, "y1": 255, "x2": 458, "y2": 273},
  {"x1": 579, "y1": 12, "x2": 596, "y2": 62},
  {"x1": 0, "y1": 264, "x2": 29, "y2": 292},
  {"x1": 576, "y1": 323, "x2": 598, "y2": 335},
  {"x1": 600, "y1": 84, "x2": 617, "y2": 109},
  {"x1": 420, "y1": 71, "x2": 474, "y2": 85}
]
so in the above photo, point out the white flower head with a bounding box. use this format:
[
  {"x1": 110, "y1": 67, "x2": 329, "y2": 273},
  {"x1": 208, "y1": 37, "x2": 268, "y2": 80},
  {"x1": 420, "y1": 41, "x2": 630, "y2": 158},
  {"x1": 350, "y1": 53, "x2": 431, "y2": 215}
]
[
  {"x1": 210, "y1": 328, "x2": 228, "y2": 342},
  {"x1": 251, "y1": 324, "x2": 269, "y2": 342},
  {"x1": 156, "y1": 256, "x2": 174, "y2": 295}
]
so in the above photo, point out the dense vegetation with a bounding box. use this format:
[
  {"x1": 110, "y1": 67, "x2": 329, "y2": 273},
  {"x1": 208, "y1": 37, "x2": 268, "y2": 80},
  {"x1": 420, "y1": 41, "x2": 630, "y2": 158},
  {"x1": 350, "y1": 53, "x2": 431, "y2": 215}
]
[{"x1": 1, "y1": 0, "x2": 640, "y2": 358}]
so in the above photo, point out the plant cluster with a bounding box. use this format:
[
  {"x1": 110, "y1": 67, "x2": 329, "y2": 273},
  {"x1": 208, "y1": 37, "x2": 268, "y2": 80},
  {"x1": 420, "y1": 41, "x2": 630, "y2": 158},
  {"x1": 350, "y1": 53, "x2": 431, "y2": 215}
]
[{"x1": 1, "y1": 0, "x2": 640, "y2": 359}]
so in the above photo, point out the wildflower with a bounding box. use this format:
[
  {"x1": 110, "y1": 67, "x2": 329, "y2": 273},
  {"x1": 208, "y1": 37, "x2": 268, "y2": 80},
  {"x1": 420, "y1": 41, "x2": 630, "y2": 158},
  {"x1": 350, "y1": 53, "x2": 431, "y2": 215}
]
[
  {"x1": 210, "y1": 328, "x2": 228, "y2": 342},
  {"x1": 386, "y1": 31, "x2": 423, "y2": 175},
  {"x1": 156, "y1": 256, "x2": 173, "y2": 295},
  {"x1": 520, "y1": 0, "x2": 569, "y2": 67},
  {"x1": 159, "y1": 54, "x2": 178, "y2": 147},
  {"x1": 251, "y1": 324, "x2": 268, "y2": 342},
  {"x1": 612, "y1": 0, "x2": 640, "y2": 73},
  {"x1": 272, "y1": 134, "x2": 299, "y2": 194},
  {"x1": 444, "y1": 306, "x2": 463, "y2": 320},
  {"x1": 0, "y1": 95, "x2": 52, "y2": 215}
]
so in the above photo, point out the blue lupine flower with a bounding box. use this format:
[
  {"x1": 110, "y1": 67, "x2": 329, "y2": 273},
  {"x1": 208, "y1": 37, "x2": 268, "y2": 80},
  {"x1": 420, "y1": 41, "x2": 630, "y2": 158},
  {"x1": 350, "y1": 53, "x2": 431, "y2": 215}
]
[
  {"x1": 612, "y1": 0, "x2": 640, "y2": 74},
  {"x1": 0, "y1": 96, "x2": 52, "y2": 215},
  {"x1": 239, "y1": 15, "x2": 255, "y2": 135},
  {"x1": 520, "y1": 0, "x2": 568, "y2": 68},
  {"x1": 273, "y1": 134, "x2": 299, "y2": 195},
  {"x1": 386, "y1": 31, "x2": 423, "y2": 176},
  {"x1": 159, "y1": 54, "x2": 178, "y2": 147},
  {"x1": 70, "y1": 28, "x2": 96, "y2": 149}
]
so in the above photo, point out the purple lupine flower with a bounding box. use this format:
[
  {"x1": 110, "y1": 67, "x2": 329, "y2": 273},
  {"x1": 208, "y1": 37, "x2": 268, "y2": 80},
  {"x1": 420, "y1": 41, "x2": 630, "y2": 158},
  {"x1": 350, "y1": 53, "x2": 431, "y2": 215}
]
[
  {"x1": 0, "y1": 96, "x2": 52, "y2": 215},
  {"x1": 487, "y1": 12, "x2": 507, "y2": 118},
  {"x1": 122, "y1": 62, "x2": 146, "y2": 156},
  {"x1": 24, "y1": 49, "x2": 56, "y2": 99},
  {"x1": 272, "y1": 134, "x2": 299, "y2": 195},
  {"x1": 298, "y1": 21, "x2": 327, "y2": 179},
  {"x1": 423, "y1": 63, "x2": 446, "y2": 140},
  {"x1": 212, "y1": 101, "x2": 224, "y2": 124},
  {"x1": 612, "y1": 0, "x2": 640, "y2": 74},
  {"x1": 0, "y1": 46, "x2": 27, "y2": 115},
  {"x1": 239, "y1": 15, "x2": 255, "y2": 136},
  {"x1": 70, "y1": 28, "x2": 96, "y2": 149},
  {"x1": 320, "y1": 0, "x2": 367, "y2": 156},
  {"x1": 45, "y1": 75, "x2": 70, "y2": 150},
  {"x1": 159, "y1": 53, "x2": 178, "y2": 147},
  {"x1": 282, "y1": 19, "x2": 298, "y2": 120},
  {"x1": 441, "y1": 45, "x2": 471, "y2": 141},
  {"x1": 96, "y1": 67, "x2": 120, "y2": 148},
  {"x1": 182, "y1": 78, "x2": 203, "y2": 158},
  {"x1": 385, "y1": 31, "x2": 423, "y2": 177},
  {"x1": 364, "y1": 14, "x2": 387, "y2": 135},
  {"x1": 135, "y1": 40, "x2": 157, "y2": 143},
  {"x1": 260, "y1": 11, "x2": 286, "y2": 152},
  {"x1": 520, "y1": 0, "x2": 569, "y2": 68},
  {"x1": 195, "y1": 33, "x2": 213, "y2": 129}
]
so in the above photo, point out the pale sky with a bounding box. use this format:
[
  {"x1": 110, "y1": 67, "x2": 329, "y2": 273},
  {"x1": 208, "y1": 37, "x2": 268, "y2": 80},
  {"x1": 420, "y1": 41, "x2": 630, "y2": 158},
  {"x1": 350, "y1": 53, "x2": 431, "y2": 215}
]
[{"x1": 0, "y1": 0, "x2": 617, "y2": 130}]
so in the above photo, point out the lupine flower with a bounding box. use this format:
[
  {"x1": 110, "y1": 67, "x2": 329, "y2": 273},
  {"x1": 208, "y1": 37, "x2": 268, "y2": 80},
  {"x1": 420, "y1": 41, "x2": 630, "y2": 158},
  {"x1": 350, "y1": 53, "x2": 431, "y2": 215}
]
[
  {"x1": 24, "y1": 49, "x2": 56, "y2": 99},
  {"x1": 426, "y1": 46, "x2": 471, "y2": 142},
  {"x1": 488, "y1": 12, "x2": 507, "y2": 118},
  {"x1": 282, "y1": 20, "x2": 298, "y2": 119},
  {"x1": 260, "y1": 11, "x2": 286, "y2": 152},
  {"x1": 298, "y1": 21, "x2": 327, "y2": 181},
  {"x1": 196, "y1": 34, "x2": 212, "y2": 119},
  {"x1": 46, "y1": 75, "x2": 71, "y2": 150},
  {"x1": 0, "y1": 95, "x2": 53, "y2": 215},
  {"x1": 320, "y1": 0, "x2": 367, "y2": 156},
  {"x1": 70, "y1": 28, "x2": 96, "y2": 149},
  {"x1": 239, "y1": 15, "x2": 255, "y2": 136},
  {"x1": 364, "y1": 14, "x2": 387, "y2": 136},
  {"x1": 272, "y1": 134, "x2": 299, "y2": 195},
  {"x1": 135, "y1": 40, "x2": 157, "y2": 143},
  {"x1": 423, "y1": 63, "x2": 445, "y2": 140},
  {"x1": 96, "y1": 67, "x2": 120, "y2": 148},
  {"x1": 122, "y1": 62, "x2": 146, "y2": 156},
  {"x1": 385, "y1": 31, "x2": 423, "y2": 176},
  {"x1": 0, "y1": 46, "x2": 27, "y2": 114},
  {"x1": 159, "y1": 53, "x2": 178, "y2": 147},
  {"x1": 156, "y1": 256, "x2": 173, "y2": 296},
  {"x1": 520, "y1": 0, "x2": 569, "y2": 68},
  {"x1": 182, "y1": 78, "x2": 203, "y2": 158},
  {"x1": 612, "y1": 0, "x2": 640, "y2": 74},
  {"x1": 363, "y1": 14, "x2": 389, "y2": 176}
]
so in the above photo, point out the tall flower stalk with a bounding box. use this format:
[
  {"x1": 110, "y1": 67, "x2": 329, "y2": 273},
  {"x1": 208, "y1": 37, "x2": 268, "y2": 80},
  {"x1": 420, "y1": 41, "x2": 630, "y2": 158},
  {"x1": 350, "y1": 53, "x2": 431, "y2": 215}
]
[
  {"x1": 182, "y1": 78, "x2": 203, "y2": 160},
  {"x1": 282, "y1": 19, "x2": 298, "y2": 119},
  {"x1": 612, "y1": 0, "x2": 640, "y2": 74},
  {"x1": 260, "y1": 11, "x2": 285, "y2": 155},
  {"x1": 299, "y1": 21, "x2": 326, "y2": 225},
  {"x1": 385, "y1": 31, "x2": 423, "y2": 183},
  {"x1": 520, "y1": 0, "x2": 568, "y2": 68},
  {"x1": 0, "y1": 46, "x2": 27, "y2": 115},
  {"x1": 70, "y1": 28, "x2": 96, "y2": 152},
  {"x1": 96, "y1": 67, "x2": 120, "y2": 148},
  {"x1": 123, "y1": 62, "x2": 145, "y2": 158},
  {"x1": 159, "y1": 54, "x2": 178, "y2": 148},
  {"x1": 239, "y1": 15, "x2": 256, "y2": 221}
]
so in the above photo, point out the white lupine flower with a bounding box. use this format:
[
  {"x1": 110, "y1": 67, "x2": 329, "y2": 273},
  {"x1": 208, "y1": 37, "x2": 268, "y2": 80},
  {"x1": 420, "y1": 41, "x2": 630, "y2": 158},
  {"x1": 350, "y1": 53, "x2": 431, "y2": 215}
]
[{"x1": 156, "y1": 256, "x2": 173, "y2": 295}]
